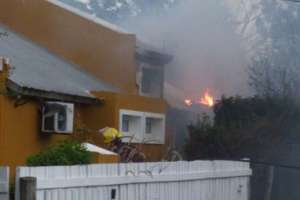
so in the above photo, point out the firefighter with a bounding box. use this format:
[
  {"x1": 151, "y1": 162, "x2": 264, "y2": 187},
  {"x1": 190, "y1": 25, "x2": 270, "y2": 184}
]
[
  {"x1": 99, "y1": 127, "x2": 123, "y2": 144},
  {"x1": 99, "y1": 127, "x2": 146, "y2": 162}
]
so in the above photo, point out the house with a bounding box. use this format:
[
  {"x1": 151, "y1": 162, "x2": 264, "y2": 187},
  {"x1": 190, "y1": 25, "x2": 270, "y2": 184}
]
[{"x1": 0, "y1": 0, "x2": 172, "y2": 173}]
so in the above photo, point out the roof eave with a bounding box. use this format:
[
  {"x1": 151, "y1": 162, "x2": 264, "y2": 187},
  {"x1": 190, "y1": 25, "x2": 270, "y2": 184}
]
[{"x1": 7, "y1": 80, "x2": 102, "y2": 105}]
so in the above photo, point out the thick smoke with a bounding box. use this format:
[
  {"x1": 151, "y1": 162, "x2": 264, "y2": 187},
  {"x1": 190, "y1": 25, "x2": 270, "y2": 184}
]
[{"x1": 122, "y1": 0, "x2": 250, "y2": 108}]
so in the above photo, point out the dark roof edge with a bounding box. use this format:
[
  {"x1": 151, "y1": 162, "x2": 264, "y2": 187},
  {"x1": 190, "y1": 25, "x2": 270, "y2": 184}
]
[
  {"x1": 135, "y1": 51, "x2": 173, "y2": 66},
  {"x1": 136, "y1": 40, "x2": 173, "y2": 66},
  {"x1": 7, "y1": 80, "x2": 102, "y2": 105}
]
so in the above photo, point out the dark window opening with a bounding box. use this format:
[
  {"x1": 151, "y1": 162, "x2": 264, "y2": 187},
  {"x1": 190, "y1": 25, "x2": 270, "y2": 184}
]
[
  {"x1": 122, "y1": 115, "x2": 130, "y2": 132},
  {"x1": 141, "y1": 67, "x2": 163, "y2": 97},
  {"x1": 44, "y1": 115, "x2": 55, "y2": 131},
  {"x1": 146, "y1": 118, "x2": 152, "y2": 134}
]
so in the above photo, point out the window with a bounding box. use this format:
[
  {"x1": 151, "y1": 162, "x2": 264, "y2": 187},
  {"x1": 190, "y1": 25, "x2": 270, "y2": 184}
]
[
  {"x1": 121, "y1": 115, "x2": 130, "y2": 132},
  {"x1": 144, "y1": 114, "x2": 165, "y2": 143},
  {"x1": 119, "y1": 109, "x2": 165, "y2": 144},
  {"x1": 119, "y1": 110, "x2": 143, "y2": 142},
  {"x1": 138, "y1": 64, "x2": 164, "y2": 98}
]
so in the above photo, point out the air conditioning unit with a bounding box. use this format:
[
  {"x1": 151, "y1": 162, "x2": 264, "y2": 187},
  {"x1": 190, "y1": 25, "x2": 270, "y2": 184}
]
[{"x1": 41, "y1": 102, "x2": 74, "y2": 134}]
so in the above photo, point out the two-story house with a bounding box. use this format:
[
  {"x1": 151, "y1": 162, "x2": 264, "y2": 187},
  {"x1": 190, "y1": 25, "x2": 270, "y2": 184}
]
[{"x1": 0, "y1": 0, "x2": 172, "y2": 173}]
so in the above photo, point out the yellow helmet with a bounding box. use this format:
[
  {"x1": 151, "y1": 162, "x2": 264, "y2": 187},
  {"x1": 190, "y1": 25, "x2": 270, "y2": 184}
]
[{"x1": 101, "y1": 127, "x2": 123, "y2": 143}]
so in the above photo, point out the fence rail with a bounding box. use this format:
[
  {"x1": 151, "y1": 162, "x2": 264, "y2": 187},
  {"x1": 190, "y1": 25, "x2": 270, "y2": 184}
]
[
  {"x1": 0, "y1": 167, "x2": 9, "y2": 200},
  {"x1": 16, "y1": 160, "x2": 251, "y2": 200}
]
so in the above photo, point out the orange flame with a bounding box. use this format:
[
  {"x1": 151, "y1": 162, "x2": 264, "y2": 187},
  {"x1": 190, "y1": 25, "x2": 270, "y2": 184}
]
[
  {"x1": 184, "y1": 89, "x2": 215, "y2": 108},
  {"x1": 199, "y1": 89, "x2": 214, "y2": 107},
  {"x1": 184, "y1": 99, "x2": 193, "y2": 107}
]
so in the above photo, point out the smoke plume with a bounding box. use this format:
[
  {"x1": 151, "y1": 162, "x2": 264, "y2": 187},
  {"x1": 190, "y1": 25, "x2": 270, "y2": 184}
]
[{"x1": 122, "y1": 0, "x2": 250, "y2": 108}]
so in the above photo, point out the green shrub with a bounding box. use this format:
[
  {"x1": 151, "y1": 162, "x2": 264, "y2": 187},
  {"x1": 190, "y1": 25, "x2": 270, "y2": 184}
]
[
  {"x1": 185, "y1": 96, "x2": 300, "y2": 160},
  {"x1": 26, "y1": 140, "x2": 92, "y2": 166}
]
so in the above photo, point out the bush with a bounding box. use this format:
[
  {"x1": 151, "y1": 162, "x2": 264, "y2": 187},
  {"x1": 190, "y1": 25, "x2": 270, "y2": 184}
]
[
  {"x1": 184, "y1": 96, "x2": 300, "y2": 161},
  {"x1": 26, "y1": 140, "x2": 92, "y2": 166}
]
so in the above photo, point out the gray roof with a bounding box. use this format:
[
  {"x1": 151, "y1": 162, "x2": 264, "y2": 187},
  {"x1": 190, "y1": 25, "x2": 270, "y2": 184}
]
[{"x1": 0, "y1": 24, "x2": 119, "y2": 102}]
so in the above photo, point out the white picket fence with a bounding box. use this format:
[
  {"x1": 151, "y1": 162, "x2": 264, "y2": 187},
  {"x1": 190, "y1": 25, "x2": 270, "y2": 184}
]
[
  {"x1": 0, "y1": 167, "x2": 9, "y2": 200},
  {"x1": 16, "y1": 161, "x2": 251, "y2": 200}
]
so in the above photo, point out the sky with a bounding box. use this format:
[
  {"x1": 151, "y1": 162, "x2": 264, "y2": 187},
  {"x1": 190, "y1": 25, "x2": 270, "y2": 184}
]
[{"x1": 75, "y1": 0, "x2": 90, "y2": 3}]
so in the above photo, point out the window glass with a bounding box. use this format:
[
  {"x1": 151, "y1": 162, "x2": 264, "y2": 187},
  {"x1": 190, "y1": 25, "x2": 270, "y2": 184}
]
[
  {"x1": 141, "y1": 67, "x2": 163, "y2": 97},
  {"x1": 146, "y1": 118, "x2": 152, "y2": 134},
  {"x1": 122, "y1": 115, "x2": 130, "y2": 132}
]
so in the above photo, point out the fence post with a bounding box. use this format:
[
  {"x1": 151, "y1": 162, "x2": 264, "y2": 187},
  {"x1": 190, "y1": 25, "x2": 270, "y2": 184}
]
[
  {"x1": 0, "y1": 166, "x2": 9, "y2": 200},
  {"x1": 20, "y1": 177, "x2": 36, "y2": 200}
]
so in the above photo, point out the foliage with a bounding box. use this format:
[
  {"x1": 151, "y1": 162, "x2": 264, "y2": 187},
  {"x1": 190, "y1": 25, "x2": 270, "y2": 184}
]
[
  {"x1": 184, "y1": 114, "x2": 228, "y2": 159},
  {"x1": 161, "y1": 146, "x2": 183, "y2": 161},
  {"x1": 214, "y1": 96, "x2": 269, "y2": 129},
  {"x1": 184, "y1": 96, "x2": 300, "y2": 161},
  {"x1": 247, "y1": 0, "x2": 300, "y2": 98},
  {"x1": 26, "y1": 140, "x2": 92, "y2": 166}
]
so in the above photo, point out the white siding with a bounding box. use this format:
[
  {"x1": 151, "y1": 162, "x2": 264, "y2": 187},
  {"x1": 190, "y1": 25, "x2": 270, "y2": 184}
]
[
  {"x1": 16, "y1": 161, "x2": 251, "y2": 200},
  {"x1": 0, "y1": 167, "x2": 9, "y2": 200}
]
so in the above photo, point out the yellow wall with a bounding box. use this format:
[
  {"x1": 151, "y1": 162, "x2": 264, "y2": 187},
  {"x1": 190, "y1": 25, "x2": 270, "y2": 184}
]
[
  {"x1": 0, "y1": 0, "x2": 137, "y2": 93},
  {"x1": 0, "y1": 96, "x2": 69, "y2": 177},
  {"x1": 0, "y1": 91, "x2": 168, "y2": 176}
]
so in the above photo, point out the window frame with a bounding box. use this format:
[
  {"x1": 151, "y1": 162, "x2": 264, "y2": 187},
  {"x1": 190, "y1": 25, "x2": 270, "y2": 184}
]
[
  {"x1": 137, "y1": 63, "x2": 164, "y2": 98},
  {"x1": 119, "y1": 109, "x2": 165, "y2": 144},
  {"x1": 143, "y1": 112, "x2": 166, "y2": 144},
  {"x1": 119, "y1": 109, "x2": 144, "y2": 143}
]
